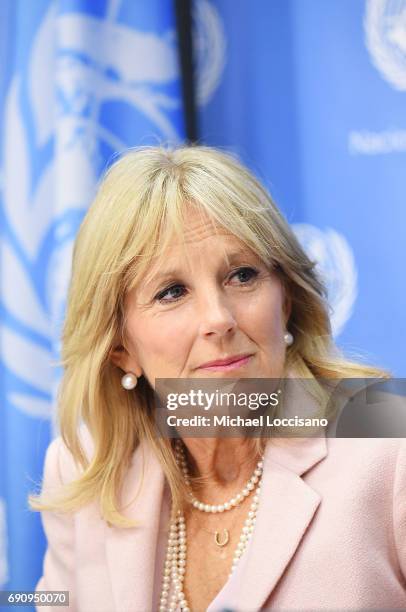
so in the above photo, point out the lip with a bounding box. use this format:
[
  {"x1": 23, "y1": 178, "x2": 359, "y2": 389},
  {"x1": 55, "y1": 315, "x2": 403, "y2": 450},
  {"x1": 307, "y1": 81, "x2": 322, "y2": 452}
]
[{"x1": 197, "y1": 353, "x2": 253, "y2": 371}]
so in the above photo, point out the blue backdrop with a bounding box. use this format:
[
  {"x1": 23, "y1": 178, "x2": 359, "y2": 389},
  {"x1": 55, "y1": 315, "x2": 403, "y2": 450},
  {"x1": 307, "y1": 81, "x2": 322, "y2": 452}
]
[
  {"x1": 196, "y1": 0, "x2": 406, "y2": 376},
  {"x1": 1, "y1": 0, "x2": 405, "y2": 605},
  {"x1": 0, "y1": 0, "x2": 184, "y2": 606}
]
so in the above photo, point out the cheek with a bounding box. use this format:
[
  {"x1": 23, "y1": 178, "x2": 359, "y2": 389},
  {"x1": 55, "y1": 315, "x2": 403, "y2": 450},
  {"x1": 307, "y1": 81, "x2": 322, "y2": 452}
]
[
  {"x1": 237, "y1": 283, "x2": 286, "y2": 344},
  {"x1": 127, "y1": 309, "x2": 193, "y2": 365},
  {"x1": 245, "y1": 286, "x2": 288, "y2": 377}
]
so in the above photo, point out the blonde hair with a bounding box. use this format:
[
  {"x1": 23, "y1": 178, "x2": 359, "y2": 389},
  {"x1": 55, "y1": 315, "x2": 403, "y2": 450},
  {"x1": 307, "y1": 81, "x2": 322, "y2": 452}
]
[{"x1": 29, "y1": 144, "x2": 387, "y2": 526}]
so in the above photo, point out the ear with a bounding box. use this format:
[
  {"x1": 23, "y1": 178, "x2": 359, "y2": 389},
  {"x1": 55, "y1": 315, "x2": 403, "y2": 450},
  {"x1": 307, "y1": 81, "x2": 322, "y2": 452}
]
[{"x1": 109, "y1": 344, "x2": 143, "y2": 377}]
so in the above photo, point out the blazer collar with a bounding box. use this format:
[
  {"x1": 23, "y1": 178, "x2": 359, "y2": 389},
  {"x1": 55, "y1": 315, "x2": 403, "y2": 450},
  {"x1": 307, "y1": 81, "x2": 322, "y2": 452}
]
[{"x1": 265, "y1": 433, "x2": 328, "y2": 476}]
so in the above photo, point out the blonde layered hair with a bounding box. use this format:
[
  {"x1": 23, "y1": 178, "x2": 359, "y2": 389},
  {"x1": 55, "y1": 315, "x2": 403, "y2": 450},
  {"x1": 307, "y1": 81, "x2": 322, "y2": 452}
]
[{"x1": 29, "y1": 145, "x2": 386, "y2": 526}]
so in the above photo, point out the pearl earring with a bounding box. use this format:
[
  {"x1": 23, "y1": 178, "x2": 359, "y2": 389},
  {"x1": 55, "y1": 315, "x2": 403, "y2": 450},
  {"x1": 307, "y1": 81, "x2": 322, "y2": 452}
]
[
  {"x1": 284, "y1": 331, "x2": 294, "y2": 346},
  {"x1": 121, "y1": 372, "x2": 138, "y2": 390}
]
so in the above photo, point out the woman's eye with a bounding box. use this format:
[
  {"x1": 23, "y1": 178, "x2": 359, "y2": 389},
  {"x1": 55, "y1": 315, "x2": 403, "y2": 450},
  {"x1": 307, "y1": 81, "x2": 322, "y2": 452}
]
[
  {"x1": 155, "y1": 267, "x2": 258, "y2": 304},
  {"x1": 155, "y1": 284, "x2": 186, "y2": 303},
  {"x1": 229, "y1": 266, "x2": 259, "y2": 284}
]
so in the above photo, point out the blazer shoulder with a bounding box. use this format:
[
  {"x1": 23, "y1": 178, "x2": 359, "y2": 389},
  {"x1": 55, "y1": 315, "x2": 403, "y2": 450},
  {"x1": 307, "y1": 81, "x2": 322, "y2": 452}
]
[
  {"x1": 42, "y1": 424, "x2": 95, "y2": 489},
  {"x1": 42, "y1": 426, "x2": 148, "y2": 491}
]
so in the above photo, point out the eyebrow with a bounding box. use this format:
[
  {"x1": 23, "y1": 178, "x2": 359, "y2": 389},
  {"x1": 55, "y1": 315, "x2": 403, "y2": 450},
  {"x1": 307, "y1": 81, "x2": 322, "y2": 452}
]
[{"x1": 144, "y1": 247, "x2": 259, "y2": 289}]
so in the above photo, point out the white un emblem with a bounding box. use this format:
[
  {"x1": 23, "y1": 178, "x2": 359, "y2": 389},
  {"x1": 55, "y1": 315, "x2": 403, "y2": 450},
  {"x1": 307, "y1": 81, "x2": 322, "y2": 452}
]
[
  {"x1": 365, "y1": 0, "x2": 406, "y2": 90},
  {"x1": 292, "y1": 224, "x2": 357, "y2": 338}
]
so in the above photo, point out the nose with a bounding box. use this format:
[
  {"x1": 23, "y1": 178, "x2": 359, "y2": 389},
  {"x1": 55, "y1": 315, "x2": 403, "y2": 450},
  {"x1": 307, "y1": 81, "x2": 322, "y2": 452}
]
[{"x1": 197, "y1": 288, "x2": 237, "y2": 338}]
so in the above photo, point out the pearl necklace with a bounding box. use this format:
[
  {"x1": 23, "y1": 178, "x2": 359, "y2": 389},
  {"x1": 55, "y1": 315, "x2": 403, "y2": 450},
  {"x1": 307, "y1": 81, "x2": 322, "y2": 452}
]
[
  {"x1": 158, "y1": 442, "x2": 264, "y2": 612},
  {"x1": 177, "y1": 441, "x2": 264, "y2": 514}
]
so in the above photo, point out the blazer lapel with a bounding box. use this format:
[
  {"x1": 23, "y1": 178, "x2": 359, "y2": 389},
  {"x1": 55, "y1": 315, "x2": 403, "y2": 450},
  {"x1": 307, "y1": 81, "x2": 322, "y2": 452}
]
[
  {"x1": 209, "y1": 435, "x2": 328, "y2": 612},
  {"x1": 105, "y1": 441, "x2": 166, "y2": 612}
]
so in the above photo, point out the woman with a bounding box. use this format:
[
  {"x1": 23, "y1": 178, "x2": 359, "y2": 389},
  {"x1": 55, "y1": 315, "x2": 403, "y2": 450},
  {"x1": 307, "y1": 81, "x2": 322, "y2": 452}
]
[{"x1": 31, "y1": 145, "x2": 406, "y2": 611}]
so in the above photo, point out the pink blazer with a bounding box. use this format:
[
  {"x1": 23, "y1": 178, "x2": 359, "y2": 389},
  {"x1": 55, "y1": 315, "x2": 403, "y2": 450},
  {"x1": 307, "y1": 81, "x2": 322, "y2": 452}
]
[{"x1": 36, "y1": 429, "x2": 406, "y2": 611}]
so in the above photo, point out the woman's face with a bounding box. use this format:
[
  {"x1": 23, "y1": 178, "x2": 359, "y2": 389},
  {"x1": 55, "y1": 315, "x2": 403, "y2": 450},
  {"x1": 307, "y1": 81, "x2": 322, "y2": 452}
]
[{"x1": 111, "y1": 209, "x2": 290, "y2": 385}]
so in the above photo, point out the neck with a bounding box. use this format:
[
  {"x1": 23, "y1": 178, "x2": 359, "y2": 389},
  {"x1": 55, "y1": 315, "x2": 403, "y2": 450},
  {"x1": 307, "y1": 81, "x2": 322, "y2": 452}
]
[{"x1": 180, "y1": 437, "x2": 263, "y2": 496}]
